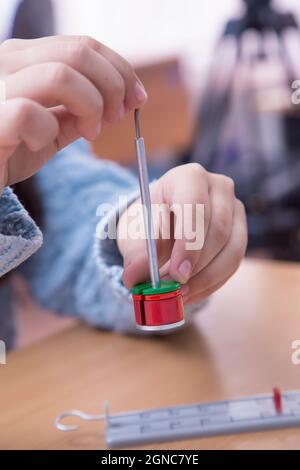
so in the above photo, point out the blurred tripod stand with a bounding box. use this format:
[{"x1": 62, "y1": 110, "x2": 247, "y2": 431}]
[{"x1": 186, "y1": 0, "x2": 300, "y2": 261}]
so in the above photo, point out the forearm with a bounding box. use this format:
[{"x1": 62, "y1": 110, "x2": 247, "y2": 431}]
[{"x1": 19, "y1": 141, "x2": 139, "y2": 330}]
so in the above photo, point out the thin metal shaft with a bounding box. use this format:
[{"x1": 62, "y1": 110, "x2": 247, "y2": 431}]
[{"x1": 134, "y1": 109, "x2": 160, "y2": 288}]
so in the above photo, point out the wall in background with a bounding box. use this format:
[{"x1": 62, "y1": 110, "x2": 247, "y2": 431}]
[
  {"x1": 52, "y1": 0, "x2": 241, "y2": 67},
  {"x1": 53, "y1": 0, "x2": 300, "y2": 68}
]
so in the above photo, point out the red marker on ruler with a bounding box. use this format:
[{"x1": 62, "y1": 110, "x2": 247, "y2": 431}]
[{"x1": 273, "y1": 387, "x2": 282, "y2": 414}]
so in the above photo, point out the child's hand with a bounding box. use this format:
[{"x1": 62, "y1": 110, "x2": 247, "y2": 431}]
[
  {"x1": 117, "y1": 164, "x2": 247, "y2": 304},
  {"x1": 0, "y1": 35, "x2": 147, "y2": 193}
]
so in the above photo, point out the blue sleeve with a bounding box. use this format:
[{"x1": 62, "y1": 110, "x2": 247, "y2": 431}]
[
  {"x1": 0, "y1": 187, "x2": 42, "y2": 277},
  {"x1": 21, "y1": 140, "x2": 204, "y2": 333}
]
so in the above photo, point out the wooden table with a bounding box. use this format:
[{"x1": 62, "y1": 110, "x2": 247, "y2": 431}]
[{"x1": 1, "y1": 259, "x2": 300, "y2": 450}]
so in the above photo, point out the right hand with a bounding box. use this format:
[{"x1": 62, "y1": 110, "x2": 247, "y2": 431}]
[
  {"x1": 0, "y1": 35, "x2": 147, "y2": 193},
  {"x1": 118, "y1": 164, "x2": 247, "y2": 304}
]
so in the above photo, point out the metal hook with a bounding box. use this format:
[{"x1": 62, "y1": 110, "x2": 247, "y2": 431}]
[{"x1": 55, "y1": 405, "x2": 108, "y2": 432}]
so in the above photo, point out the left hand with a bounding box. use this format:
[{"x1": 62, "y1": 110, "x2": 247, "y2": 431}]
[
  {"x1": 0, "y1": 35, "x2": 147, "y2": 193},
  {"x1": 117, "y1": 163, "x2": 248, "y2": 304}
]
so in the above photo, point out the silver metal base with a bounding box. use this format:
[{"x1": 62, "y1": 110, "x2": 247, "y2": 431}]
[{"x1": 136, "y1": 319, "x2": 185, "y2": 332}]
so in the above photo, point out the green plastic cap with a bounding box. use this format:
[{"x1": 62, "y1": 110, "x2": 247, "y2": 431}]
[{"x1": 132, "y1": 279, "x2": 181, "y2": 295}]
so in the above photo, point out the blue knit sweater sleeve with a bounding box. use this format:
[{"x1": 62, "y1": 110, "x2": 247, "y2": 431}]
[
  {"x1": 0, "y1": 187, "x2": 42, "y2": 277},
  {"x1": 21, "y1": 141, "x2": 203, "y2": 333}
]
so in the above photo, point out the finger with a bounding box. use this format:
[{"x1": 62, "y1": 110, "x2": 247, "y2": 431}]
[
  {"x1": 122, "y1": 239, "x2": 174, "y2": 289},
  {"x1": 0, "y1": 98, "x2": 59, "y2": 186},
  {"x1": 162, "y1": 164, "x2": 211, "y2": 285},
  {"x1": 48, "y1": 106, "x2": 80, "y2": 150},
  {"x1": 118, "y1": 193, "x2": 174, "y2": 289},
  {"x1": 193, "y1": 174, "x2": 235, "y2": 274},
  {"x1": 3, "y1": 62, "x2": 103, "y2": 141},
  {"x1": 183, "y1": 199, "x2": 247, "y2": 302},
  {"x1": 73, "y1": 35, "x2": 147, "y2": 111},
  {"x1": 183, "y1": 274, "x2": 232, "y2": 305},
  {"x1": 4, "y1": 43, "x2": 125, "y2": 123},
  {"x1": 0, "y1": 98, "x2": 58, "y2": 156},
  {"x1": 122, "y1": 243, "x2": 150, "y2": 289},
  {"x1": 1, "y1": 36, "x2": 147, "y2": 112},
  {"x1": 76, "y1": 36, "x2": 148, "y2": 110}
]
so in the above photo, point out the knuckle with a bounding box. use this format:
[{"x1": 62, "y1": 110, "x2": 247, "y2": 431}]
[
  {"x1": 211, "y1": 174, "x2": 235, "y2": 194},
  {"x1": 50, "y1": 63, "x2": 72, "y2": 86},
  {"x1": 164, "y1": 163, "x2": 206, "y2": 192},
  {"x1": 15, "y1": 98, "x2": 35, "y2": 125},
  {"x1": 66, "y1": 42, "x2": 89, "y2": 66},
  {"x1": 78, "y1": 35, "x2": 98, "y2": 50},
  {"x1": 221, "y1": 175, "x2": 235, "y2": 193},
  {"x1": 236, "y1": 198, "x2": 246, "y2": 217},
  {"x1": 185, "y1": 162, "x2": 206, "y2": 179},
  {"x1": 232, "y1": 241, "x2": 246, "y2": 269}
]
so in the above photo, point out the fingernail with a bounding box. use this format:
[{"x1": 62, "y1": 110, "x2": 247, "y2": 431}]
[
  {"x1": 118, "y1": 103, "x2": 125, "y2": 121},
  {"x1": 134, "y1": 81, "x2": 148, "y2": 102},
  {"x1": 181, "y1": 285, "x2": 189, "y2": 297},
  {"x1": 177, "y1": 260, "x2": 192, "y2": 283}
]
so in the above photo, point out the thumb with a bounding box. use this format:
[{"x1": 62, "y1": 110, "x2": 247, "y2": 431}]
[
  {"x1": 122, "y1": 238, "x2": 173, "y2": 289},
  {"x1": 122, "y1": 248, "x2": 150, "y2": 289}
]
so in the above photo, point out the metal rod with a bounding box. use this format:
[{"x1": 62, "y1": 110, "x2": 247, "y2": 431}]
[{"x1": 134, "y1": 109, "x2": 160, "y2": 288}]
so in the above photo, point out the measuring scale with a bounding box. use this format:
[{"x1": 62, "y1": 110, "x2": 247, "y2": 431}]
[{"x1": 55, "y1": 389, "x2": 300, "y2": 448}]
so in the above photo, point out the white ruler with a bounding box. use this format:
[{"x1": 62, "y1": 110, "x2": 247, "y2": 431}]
[
  {"x1": 105, "y1": 390, "x2": 300, "y2": 448},
  {"x1": 55, "y1": 389, "x2": 300, "y2": 448}
]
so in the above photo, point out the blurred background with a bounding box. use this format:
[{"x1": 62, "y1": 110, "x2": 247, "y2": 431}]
[
  {"x1": 2, "y1": 0, "x2": 300, "y2": 344},
  {"x1": 54, "y1": 0, "x2": 300, "y2": 263}
]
